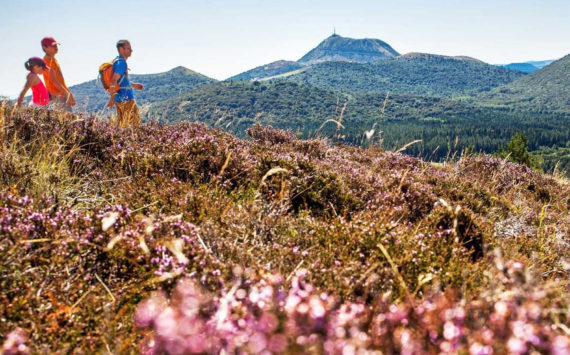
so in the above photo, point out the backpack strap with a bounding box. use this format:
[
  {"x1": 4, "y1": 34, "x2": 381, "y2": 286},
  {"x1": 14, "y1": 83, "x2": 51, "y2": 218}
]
[{"x1": 113, "y1": 57, "x2": 131, "y2": 89}]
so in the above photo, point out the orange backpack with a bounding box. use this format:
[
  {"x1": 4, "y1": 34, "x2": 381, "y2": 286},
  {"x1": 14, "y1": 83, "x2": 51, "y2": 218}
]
[{"x1": 98, "y1": 59, "x2": 119, "y2": 93}]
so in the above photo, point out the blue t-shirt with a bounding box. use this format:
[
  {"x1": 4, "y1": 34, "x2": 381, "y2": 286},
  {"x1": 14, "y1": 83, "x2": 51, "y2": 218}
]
[{"x1": 113, "y1": 56, "x2": 134, "y2": 103}]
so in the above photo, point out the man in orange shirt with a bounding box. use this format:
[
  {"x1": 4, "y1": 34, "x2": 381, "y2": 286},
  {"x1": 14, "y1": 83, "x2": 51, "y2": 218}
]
[{"x1": 41, "y1": 37, "x2": 76, "y2": 111}]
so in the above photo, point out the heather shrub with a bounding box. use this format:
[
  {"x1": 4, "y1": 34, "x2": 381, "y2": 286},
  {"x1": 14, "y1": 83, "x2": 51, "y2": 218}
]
[
  {"x1": 1, "y1": 105, "x2": 568, "y2": 351},
  {"x1": 426, "y1": 201, "x2": 487, "y2": 260},
  {"x1": 136, "y1": 257, "x2": 569, "y2": 354},
  {"x1": 247, "y1": 123, "x2": 296, "y2": 145},
  {"x1": 458, "y1": 155, "x2": 539, "y2": 192},
  {"x1": 1, "y1": 328, "x2": 29, "y2": 355}
]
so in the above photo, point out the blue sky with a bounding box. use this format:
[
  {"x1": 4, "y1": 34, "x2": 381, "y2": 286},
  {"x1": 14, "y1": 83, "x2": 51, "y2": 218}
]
[{"x1": 1, "y1": 0, "x2": 568, "y2": 98}]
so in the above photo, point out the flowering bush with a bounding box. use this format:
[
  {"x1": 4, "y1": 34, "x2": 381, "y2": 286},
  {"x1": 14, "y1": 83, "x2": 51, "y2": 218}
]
[
  {"x1": 136, "y1": 260, "x2": 569, "y2": 354},
  {"x1": 0, "y1": 106, "x2": 568, "y2": 351},
  {"x1": 1, "y1": 328, "x2": 29, "y2": 355}
]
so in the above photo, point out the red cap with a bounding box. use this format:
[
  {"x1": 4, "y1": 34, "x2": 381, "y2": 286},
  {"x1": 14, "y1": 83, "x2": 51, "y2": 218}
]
[{"x1": 41, "y1": 36, "x2": 59, "y2": 47}]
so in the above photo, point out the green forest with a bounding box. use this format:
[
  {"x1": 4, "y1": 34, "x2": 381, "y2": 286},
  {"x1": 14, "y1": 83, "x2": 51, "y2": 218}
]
[
  {"x1": 146, "y1": 81, "x2": 569, "y2": 174},
  {"x1": 266, "y1": 54, "x2": 524, "y2": 97}
]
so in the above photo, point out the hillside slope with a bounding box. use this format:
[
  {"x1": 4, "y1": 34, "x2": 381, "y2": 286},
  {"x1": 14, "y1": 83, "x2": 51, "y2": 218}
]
[
  {"x1": 71, "y1": 66, "x2": 216, "y2": 113},
  {"x1": 228, "y1": 60, "x2": 306, "y2": 81},
  {"x1": 145, "y1": 81, "x2": 570, "y2": 162},
  {"x1": 1, "y1": 107, "x2": 568, "y2": 352},
  {"x1": 480, "y1": 54, "x2": 570, "y2": 112},
  {"x1": 283, "y1": 53, "x2": 525, "y2": 97}
]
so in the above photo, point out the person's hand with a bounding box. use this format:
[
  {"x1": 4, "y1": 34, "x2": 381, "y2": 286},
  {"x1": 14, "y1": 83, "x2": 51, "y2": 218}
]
[
  {"x1": 16, "y1": 98, "x2": 23, "y2": 108},
  {"x1": 132, "y1": 83, "x2": 144, "y2": 90},
  {"x1": 106, "y1": 97, "x2": 115, "y2": 108}
]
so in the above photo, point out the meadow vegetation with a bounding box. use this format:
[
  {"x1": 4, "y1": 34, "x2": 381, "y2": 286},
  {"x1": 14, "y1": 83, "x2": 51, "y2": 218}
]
[{"x1": 0, "y1": 105, "x2": 568, "y2": 353}]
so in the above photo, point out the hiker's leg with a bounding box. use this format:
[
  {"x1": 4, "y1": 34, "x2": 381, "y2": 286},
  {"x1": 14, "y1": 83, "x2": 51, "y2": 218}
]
[
  {"x1": 115, "y1": 102, "x2": 127, "y2": 128},
  {"x1": 130, "y1": 101, "x2": 141, "y2": 126},
  {"x1": 123, "y1": 100, "x2": 140, "y2": 127},
  {"x1": 50, "y1": 97, "x2": 72, "y2": 112}
]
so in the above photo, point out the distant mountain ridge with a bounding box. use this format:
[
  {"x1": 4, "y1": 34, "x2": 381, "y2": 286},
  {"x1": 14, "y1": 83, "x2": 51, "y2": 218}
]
[
  {"x1": 228, "y1": 36, "x2": 523, "y2": 98},
  {"x1": 71, "y1": 66, "x2": 216, "y2": 113},
  {"x1": 499, "y1": 59, "x2": 558, "y2": 73},
  {"x1": 400, "y1": 52, "x2": 482, "y2": 63},
  {"x1": 228, "y1": 33, "x2": 400, "y2": 81},
  {"x1": 298, "y1": 34, "x2": 400, "y2": 64},
  {"x1": 276, "y1": 53, "x2": 525, "y2": 97},
  {"x1": 482, "y1": 54, "x2": 570, "y2": 112},
  {"x1": 501, "y1": 63, "x2": 540, "y2": 73},
  {"x1": 525, "y1": 59, "x2": 557, "y2": 69}
]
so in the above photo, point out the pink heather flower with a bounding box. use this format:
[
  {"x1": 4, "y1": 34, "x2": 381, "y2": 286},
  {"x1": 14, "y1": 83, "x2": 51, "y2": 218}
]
[
  {"x1": 135, "y1": 294, "x2": 167, "y2": 328},
  {"x1": 511, "y1": 261, "x2": 524, "y2": 271},
  {"x1": 249, "y1": 332, "x2": 268, "y2": 353},
  {"x1": 178, "y1": 316, "x2": 204, "y2": 336},
  {"x1": 185, "y1": 334, "x2": 209, "y2": 353},
  {"x1": 525, "y1": 303, "x2": 541, "y2": 321},
  {"x1": 429, "y1": 330, "x2": 439, "y2": 341},
  {"x1": 297, "y1": 302, "x2": 310, "y2": 314},
  {"x1": 440, "y1": 341, "x2": 453, "y2": 353},
  {"x1": 342, "y1": 344, "x2": 356, "y2": 355},
  {"x1": 260, "y1": 286, "x2": 274, "y2": 300},
  {"x1": 551, "y1": 335, "x2": 570, "y2": 355},
  {"x1": 258, "y1": 312, "x2": 279, "y2": 333},
  {"x1": 401, "y1": 343, "x2": 417, "y2": 355},
  {"x1": 236, "y1": 289, "x2": 247, "y2": 299},
  {"x1": 469, "y1": 342, "x2": 493, "y2": 355},
  {"x1": 388, "y1": 304, "x2": 408, "y2": 323},
  {"x1": 179, "y1": 295, "x2": 201, "y2": 317},
  {"x1": 249, "y1": 288, "x2": 261, "y2": 303},
  {"x1": 285, "y1": 295, "x2": 301, "y2": 313},
  {"x1": 494, "y1": 301, "x2": 509, "y2": 317},
  {"x1": 1, "y1": 328, "x2": 29, "y2": 355},
  {"x1": 334, "y1": 326, "x2": 347, "y2": 338},
  {"x1": 481, "y1": 329, "x2": 494, "y2": 343},
  {"x1": 154, "y1": 307, "x2": 178, "y2": 339},
  {"x1": 511, "y1": 321, "x2": 540, "y2": 346},
  {"x1": 309, "y1": 296, "x2": 326, "y2": 318},
  {"x1": 507, "y1": 337, "x2": 527, "y2": 355},
  {"x1": 267, "y1": 334, "x2": 287, "y2": 352},
  {"x1": 443, "y1": 321, "x2": 461, "y2": 340}
]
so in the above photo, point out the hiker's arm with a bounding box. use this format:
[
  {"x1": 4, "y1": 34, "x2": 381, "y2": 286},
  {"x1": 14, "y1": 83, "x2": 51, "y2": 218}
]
[
  {"x1": 49, "y1": 69, "x2": 75, "y2": 106},
  {"x1": 16, "y1": 76, "x2": 34, "y2": 108},
  {"x1": 107, "y1": 72, "x2": 121, "y2": 107}
]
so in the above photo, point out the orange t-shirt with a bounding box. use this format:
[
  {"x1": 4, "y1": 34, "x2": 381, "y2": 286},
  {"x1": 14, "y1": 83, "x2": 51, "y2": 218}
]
[{"x1": 43, "y1": 56, "x2": 69, "y2": 97}]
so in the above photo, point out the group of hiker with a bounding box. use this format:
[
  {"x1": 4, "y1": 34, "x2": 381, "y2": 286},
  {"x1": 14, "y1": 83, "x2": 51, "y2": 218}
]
[{"x1": 16, "y1": 38, "x2": 144, "y2": 128}]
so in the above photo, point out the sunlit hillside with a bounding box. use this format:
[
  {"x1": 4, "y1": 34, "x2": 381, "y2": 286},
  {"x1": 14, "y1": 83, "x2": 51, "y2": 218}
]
[{"x1": 1, "y1": 105, "x2": 568, "y2": 353}]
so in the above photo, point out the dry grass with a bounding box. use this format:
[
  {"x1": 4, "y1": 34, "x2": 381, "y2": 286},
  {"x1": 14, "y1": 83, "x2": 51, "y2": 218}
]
[{"x1": 0, "y1": 105, "x2": 568, "y2": 353}]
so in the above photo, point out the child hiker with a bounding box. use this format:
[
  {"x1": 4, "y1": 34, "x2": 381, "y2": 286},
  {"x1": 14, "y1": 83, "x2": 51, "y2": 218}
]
[{"x1": 17, "y1": 57, "x2": 49, "y2": 108}]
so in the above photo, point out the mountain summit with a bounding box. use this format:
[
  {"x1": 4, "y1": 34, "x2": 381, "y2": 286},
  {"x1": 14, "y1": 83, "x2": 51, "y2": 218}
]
[{"x1": 298, "y1": 34, "x2": 400, "y2": 64}]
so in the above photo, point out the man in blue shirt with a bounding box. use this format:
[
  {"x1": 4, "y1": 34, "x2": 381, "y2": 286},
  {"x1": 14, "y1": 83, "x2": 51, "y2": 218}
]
[{"x1": 107, "y1": 40, "x2": 144, "y2": 127}]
